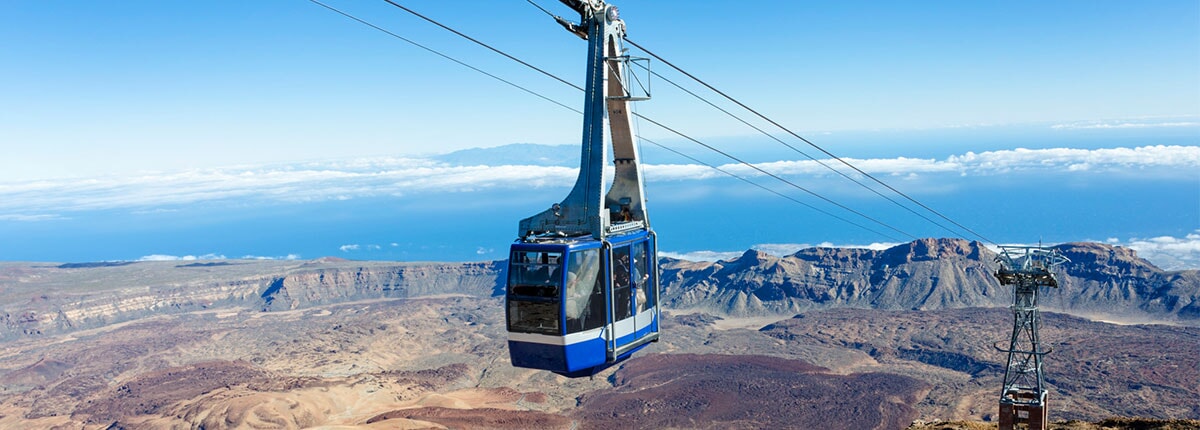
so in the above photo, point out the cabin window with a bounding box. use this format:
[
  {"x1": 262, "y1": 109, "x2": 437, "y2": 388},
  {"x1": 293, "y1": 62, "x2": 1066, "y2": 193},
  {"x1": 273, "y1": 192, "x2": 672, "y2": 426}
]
[
  {"x1": 508, "y1": 251, "x2": 561, "y2": 297},
  {"x1": 565, "y1": 248, "x2": 606, "y2": 333},
  {"x1": 507, "y1": 300, "x2": 559, "y2": 335},
  {"x1": 507, "y1": 250, "x2": 562, "y2": 335},
  {"x1": 632, "y1": 240, "x2": 654, "y2": 312},
  {"x1": 612, "y1": 246, "x2": 632, "y2": 320}
]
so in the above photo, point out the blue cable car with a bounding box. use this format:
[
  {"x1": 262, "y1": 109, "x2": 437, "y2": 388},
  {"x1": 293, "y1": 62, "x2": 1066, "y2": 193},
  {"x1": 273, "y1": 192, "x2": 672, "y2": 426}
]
[
  {"x1": 506, "y1": 231, "x2": 659, "y2": 376},
  {"x1": 505, "y1": 0, "x2": 659, "y2": 376}
]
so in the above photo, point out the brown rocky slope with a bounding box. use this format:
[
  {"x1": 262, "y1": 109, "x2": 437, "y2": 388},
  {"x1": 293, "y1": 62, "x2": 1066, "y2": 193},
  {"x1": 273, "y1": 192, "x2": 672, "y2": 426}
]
[
  {"x1": 0, "y1": 239, "x2": 1197, "y2": 428},
  {"x1": 660, "y1": 238, "x2": 1200, "y2": 324}
]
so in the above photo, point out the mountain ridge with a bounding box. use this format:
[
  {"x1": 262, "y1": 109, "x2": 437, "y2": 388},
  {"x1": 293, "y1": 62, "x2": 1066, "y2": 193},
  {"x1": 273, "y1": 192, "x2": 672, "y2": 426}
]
[
  {"x1": 2, "y1": 239, "x2": 1196, "y2": 343},
  {"x1": 0, "y1": 239, "x2": 1197, "y2": 427},
  {"x1": 661, "y1": 238, "x2": 1199, "y2": 324}
]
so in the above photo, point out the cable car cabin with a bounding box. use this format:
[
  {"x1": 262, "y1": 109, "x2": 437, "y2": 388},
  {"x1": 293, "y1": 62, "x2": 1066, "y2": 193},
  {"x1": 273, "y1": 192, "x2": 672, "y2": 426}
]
[
  {"x1": 506, "y1": 0, "x2": 658, "y2": 376},
  {"x1": 505, "y1": 230, "x2": 660, "y2": 376}
]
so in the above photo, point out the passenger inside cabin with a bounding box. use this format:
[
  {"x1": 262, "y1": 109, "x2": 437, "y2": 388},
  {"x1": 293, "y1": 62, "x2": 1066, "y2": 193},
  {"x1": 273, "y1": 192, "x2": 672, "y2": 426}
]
[{"x1": 632, "y1": 250, "x2": 647, "y2": 312}]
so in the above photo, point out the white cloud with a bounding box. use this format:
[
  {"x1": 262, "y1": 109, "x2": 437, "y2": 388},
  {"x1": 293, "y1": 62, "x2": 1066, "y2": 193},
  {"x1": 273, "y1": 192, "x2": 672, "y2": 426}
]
[
  {"x1": 648, "y1": 145, "x2": 1199, "y2": 182},
  {"x1": 663, "y1": 241, "x2": 902, "y2": 262},
  {"x1": 138, "y1": 253, "x2": 226, "y2": 261},
  {"x1": 989, "y1": 233, "x2": 1200, "y2": 271},
  {"x1": 0, "y1": 213, "x2": 67, "y2": 222},
  {"x1": 943, "y1": 145, "x2": 1200, "y2": 175},
  {"x1": 339, "y1": 244, "x2": 360, "y2": 252},
  {"x1": 241, "y1": 254, "x2": 302, "y2": 260},
  {"x1": 130, "y1": 208, "x2": 179, "y2": 215},
  {"x1": 1121, "y1": 231, "x2": 1200, "y2": 271},
  {"x1": 0, "y1": 157, "x2": 575, "y2": 214},
  {"x1": 1051, "y1": 120, "x2": 1200, "y2": 129},
  {"x1": 660, "y1": 250, "x2": 743, "y2": 262},
  {"x1": 0, "y1": 146, "x2": 1195, "y2": 216},
  {"x1": 138, "y1": 253, "x2": 299, "y2": 261},
  {"x1": 667, "y1": 237, "x2": 1200, "y2": 271},
  {"x1": 752, "y1": 243, "x2": 815, "y2": 256}
]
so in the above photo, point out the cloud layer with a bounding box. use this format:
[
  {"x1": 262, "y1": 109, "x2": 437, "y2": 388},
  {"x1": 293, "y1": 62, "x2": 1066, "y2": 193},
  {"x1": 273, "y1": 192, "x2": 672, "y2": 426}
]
[
  {"x1": 1115, "y1": 231, "x2": 1200, "y2": 271},
  {"x1": 661, "y1": 232, "x2": 1200, "y2": 271},
  {"x1": 2, "y1": 145, "x2": 1195, "y2": 219},
  {"x1": 137, "y1": 253, "x2": 301, "y2": 261},
  {"x1": 1051, "y1": 119, "x2": 1200, "y2": 129},
  {"x1": 660, "y1": 241, "x2": 900, "y2": 262}
]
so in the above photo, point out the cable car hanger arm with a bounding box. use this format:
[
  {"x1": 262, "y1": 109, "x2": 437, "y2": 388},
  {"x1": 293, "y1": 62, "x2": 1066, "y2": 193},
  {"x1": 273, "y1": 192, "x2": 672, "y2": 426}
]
[{"x1": 518, "y1": 0, "x2": 650, "y2": 241}]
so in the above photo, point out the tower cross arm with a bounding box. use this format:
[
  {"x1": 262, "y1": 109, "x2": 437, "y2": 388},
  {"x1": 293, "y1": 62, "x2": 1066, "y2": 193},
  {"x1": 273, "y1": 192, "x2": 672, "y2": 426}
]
[
  {"x1": 556, "y1": 16, "x2": 588, "y2": 39},
  {"x1": 556, "y1": 0, "x2": 604, "y2": 38}
]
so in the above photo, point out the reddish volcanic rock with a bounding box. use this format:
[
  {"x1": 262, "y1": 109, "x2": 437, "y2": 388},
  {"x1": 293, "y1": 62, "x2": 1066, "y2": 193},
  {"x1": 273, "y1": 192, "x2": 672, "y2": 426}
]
[
  {"x1": 75, "y1": 360, "x2": 275, "y2": 423},
  {"x1": 574, "y1": 353, "x2": 931, "y2": 430},
  {"x1": 365, "y1": 406, "x2": 574, "y2": 429}
]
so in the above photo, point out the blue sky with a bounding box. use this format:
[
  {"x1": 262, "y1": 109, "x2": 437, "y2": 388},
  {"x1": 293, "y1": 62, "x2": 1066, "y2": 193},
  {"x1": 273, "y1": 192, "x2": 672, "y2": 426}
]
[
  {"x1": 2, "y1": 0, "x2": 1197, "y2": 179},
  {"x1": 1, "y1": 1, "x2": 1198, "y2": 266}
]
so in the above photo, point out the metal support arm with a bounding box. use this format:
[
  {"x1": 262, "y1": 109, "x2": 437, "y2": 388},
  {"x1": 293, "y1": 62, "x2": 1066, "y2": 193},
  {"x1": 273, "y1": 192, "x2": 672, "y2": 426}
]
[{"x1": 519, "y1": 0, "x2": 650, "y2": 241}]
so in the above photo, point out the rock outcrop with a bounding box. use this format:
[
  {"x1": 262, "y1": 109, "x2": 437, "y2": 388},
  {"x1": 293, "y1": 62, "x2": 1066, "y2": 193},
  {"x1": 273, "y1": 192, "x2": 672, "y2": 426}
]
[
  {"x1": 3, "y1": 238, "x2": 1196, "y2": 342},
  {"x1": 1055, "y1": 242, "x2": 1200, "y2": 319},
  {"x1": 660, "y1": 238, "x2": 1200, "y2": 323},
  {"x1": 0, "y1": 260, "x2": 505, "y2": 341},
  {"x1": 259, "y1": 261, "x2": 503, "y2": 311},
  {"x1": 573, "y1": 353, "x2": 930, "y2": 430}
]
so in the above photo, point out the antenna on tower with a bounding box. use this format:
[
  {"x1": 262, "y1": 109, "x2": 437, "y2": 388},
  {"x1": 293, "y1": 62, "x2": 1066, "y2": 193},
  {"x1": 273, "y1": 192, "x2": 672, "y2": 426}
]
[{"x1": 992, "y1": 245, "x2": 1069, "y2": 430}]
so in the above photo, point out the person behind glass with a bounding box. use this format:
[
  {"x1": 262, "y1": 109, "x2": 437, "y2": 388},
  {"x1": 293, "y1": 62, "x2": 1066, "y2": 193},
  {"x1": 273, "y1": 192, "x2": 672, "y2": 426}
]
[{"x1": 631, "y1": 254, "x2": 647, "y2": 312}]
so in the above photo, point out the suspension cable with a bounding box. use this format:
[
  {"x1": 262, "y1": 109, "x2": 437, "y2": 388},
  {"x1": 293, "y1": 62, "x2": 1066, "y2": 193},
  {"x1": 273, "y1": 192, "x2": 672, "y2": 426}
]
[
  {"x1": 630, "y1": 61, "x2": 967, "y2": 240},
  {"x1": 308, "y1": 0, "x2": 580, "y2": 114},
  {"x1": 630, "y1": 112, "x2": 916, "y2": 240},
  {"x1": 524, "y1": 0, "x2": 558, "y2": 19},
  {"x1": 380, "y1": 0, "x2": 584, "y2": 92},
  {"x1": 640, "y1": 136, "x2": 903, "y2": 242},
  {"x1": 625, "y1": 38, "x2": 998, "y2": 246},
  {"x1": 525, "y1": 0, "x2": 985, "y2": 244},
  {"x1": 312, "y1": 0, "x2": 922, "y2": 242}
]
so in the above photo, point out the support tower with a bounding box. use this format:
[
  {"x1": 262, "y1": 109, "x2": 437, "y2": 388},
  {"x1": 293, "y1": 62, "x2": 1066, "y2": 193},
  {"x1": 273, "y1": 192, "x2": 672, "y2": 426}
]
[{"x1": 992, "y1": 245, "x2": 1069, "y2": 430}]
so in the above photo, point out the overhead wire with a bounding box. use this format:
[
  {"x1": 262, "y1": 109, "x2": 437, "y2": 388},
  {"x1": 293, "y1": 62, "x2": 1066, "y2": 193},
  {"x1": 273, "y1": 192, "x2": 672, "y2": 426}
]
[
  {"x1": 521, "y1": 0, "x2": 992, "y2": 245},
  {"x1": 310, "y1": 0, "x2": 942, "y2": 242},
  {"x1": 378, "y1": 0, "x2": 918, "y2": 240},
  {"x1": 523, "y1": 0, "x2": 558, "y2": 20},
  {"x1": 639, "y1": 136, "x2": 903, "y2": 241},
  {"x1": 307, "y1": 0, "x2": 580, "y2": 115},
  {"x1": 627, "y1": 68, "x2": 651, "y2": 213},
  {"x1": 629, "y1": 112, "x2": 915, "y2": 240},
  {"x1": 624, "y1": 38, "x2": 998, "y2": 246},
  {"x1": 628, "y1": 60, "x2": 967, "y2": 241},
  {"x1": 380, "y1": 0, "x2": 584, "y2": 92}
]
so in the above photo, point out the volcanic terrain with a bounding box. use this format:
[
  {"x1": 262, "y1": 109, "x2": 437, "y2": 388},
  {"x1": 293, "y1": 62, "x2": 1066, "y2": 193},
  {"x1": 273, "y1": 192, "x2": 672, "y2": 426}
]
[{"x1": 0, "y1": 239, "x2": 1196, "y2": 429}]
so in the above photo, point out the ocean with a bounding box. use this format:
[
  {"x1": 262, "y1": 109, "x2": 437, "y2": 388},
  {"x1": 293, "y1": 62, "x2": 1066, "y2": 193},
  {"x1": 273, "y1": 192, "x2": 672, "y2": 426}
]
[{"x1": 1, "y1": 124, "x2": 1197, "y2": 267}]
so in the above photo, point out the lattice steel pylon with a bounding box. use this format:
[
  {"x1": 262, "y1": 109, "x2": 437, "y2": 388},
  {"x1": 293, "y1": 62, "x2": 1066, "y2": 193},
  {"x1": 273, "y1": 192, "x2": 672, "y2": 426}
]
[{"x1": 992, "y1": 245, "x2": 1069, "y2": 430}]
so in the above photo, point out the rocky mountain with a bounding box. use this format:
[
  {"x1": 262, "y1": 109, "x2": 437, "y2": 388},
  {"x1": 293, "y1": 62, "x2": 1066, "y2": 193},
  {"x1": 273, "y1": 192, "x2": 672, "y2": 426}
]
[
  {"x1": 257, "y1": 260, "x2": 502, "y2": 312},
  {"x1": 0, "y1": 239, "x2": 1197, "y2": 428},
  {"x1": 3, "y1": 239, "x2": 1195, "y2": 343},
  {"x1": 1, "y1": 290, "x2": 1194, "y2": 428},
  {"x1": 1054, "y1": 242, "x2": 1200, "y2": 319},
  {"x1": 660, "y1": 238, "x2": 1200, "y2": 324},
  {"x1": 0, "y1": 259, "x2": 504, "y2": 341},
  {"x1": 574, "y1": 353, "x2": 931, "y2": 430},
  {"x1": 432, "y1": 143, "x2": 578, "y2": 167},
  {"x1": 758, "y1": 308, "x2": 1200, "y2": 421}
]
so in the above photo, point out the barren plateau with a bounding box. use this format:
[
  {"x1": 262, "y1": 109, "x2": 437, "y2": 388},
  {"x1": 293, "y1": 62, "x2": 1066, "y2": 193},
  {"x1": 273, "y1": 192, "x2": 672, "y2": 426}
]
[{"x1": 0, "y1": 239, "x2": 1197, "y2": 429}]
